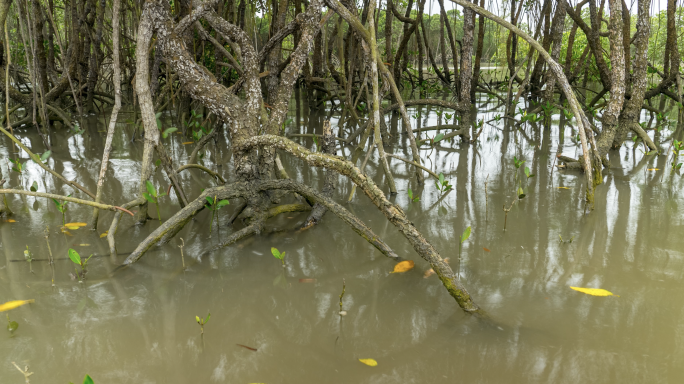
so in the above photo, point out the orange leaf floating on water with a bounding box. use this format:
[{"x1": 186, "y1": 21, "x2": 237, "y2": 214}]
[
  {"x1": 359, "y1": 358, "x2": 378, "y2": 367},
  {"x1": 0, "y1": 299, "x2": 35, "y2": 312},
  {"x1": 483, "y1": 247, "x2": 491, "y2": 252},
  {"x1": 570, "y1": 286, "x2": 618, "y2": 297},
  {"x1": 557, "y1": 187, "x2": 571, "y2": 190},
  {"x1": 5, "y1": 219, "x2": 16, "y2": 223},
  {"x1": 182, "y1": 141, "x2": 194, "y2": 145},
  {"x1": 391, "y1": 260, "x2": 415, "y2": 273},
  {"x1": 299, "y1": 278, "x2": 317, "y2": 283},
  {"x1": 647, "y1": 168, "x2": 660, "y2": 171}
]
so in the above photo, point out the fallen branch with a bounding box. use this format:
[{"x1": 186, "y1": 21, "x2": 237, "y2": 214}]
[{"x1": 0, "y1": 189, "x2": 133, "y2": 215}]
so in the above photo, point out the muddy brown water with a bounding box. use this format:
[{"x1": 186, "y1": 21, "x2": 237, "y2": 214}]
[{"x1": 1, "y1": 94, "x2": 683, "y2": 383}]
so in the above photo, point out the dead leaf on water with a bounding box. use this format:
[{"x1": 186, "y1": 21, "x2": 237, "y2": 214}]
[
  {"x1": 60, "y1": 228, "x2": 73, "y2": 236},
  {"x1": 0, "y1": 299, "x2": 35, "y2": 312},
  {"x1": 483, "y1": 247, "x2": 491, "y2": 252},
  {"x1": 78, "y1": 244, "x2": 90, "y2": 247},
  {"x1": 299, "y1": 278, "x2": 317, "y2": 283},
  {"x1": 5, "y1": 219, "x2": 16, "y2": 223},
  {"x1": 557, "y1": 187, "x2": 571, "y2": 190},
  {"x1": 570, "y1": 286, "x2": 618, "y2": 297},
  {"x1": 647, "y1": 168, "x2": 660, "y2": 171},
  {"x1": 65, "y1": 222, "x2": 87, "y2": 227},
  {"x1": 64, "y1": 223, "x2": 86, "y2": 230},
  {"x1": 100, "y1": 231, "x2": 108, "y2": 238},
  {"x1": 391, "y1": 260, "x2": 415, "y2": 273},
  {"x1": 359, "y1": 358, "x2": 378, "y2": 367},
  {"x1": 182, "y1": 141, "x2": 194, "y2": 145}
]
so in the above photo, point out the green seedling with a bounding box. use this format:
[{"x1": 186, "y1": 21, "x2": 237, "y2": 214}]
[
  {"x1": 70, "y1": 374, "x2": 94, "y2": 384},
  {"x1": 204, "y1": 196, "x2": 229, "y2": 234},
  {"x1": 196, "y1": 313, "x2": 210, "y2": 334},
  {"x1": 156, "y1": 112, "x2": 178, "y2": 139},
  {"x1": 435, "y1": 173, "x2": 452, "y2": 194},
  {"x1": 7, "y1": 314, "x2": 18, "y2": 335},
  {"x1": 68, "y1": 248, "x2": 93, "y2": 282},
  {"x1": 52, "y1": 196, "x2": 69, "y2": 225},
  {"x1": 35, "y1": 151, "x2": 51, "y2": 164},
  {"x1": 271, "y1": 247, "x2": 286, "y2": 266},
  {"x1": 524, "y1": 166, "x2": 535, "y2": 179},
  {"x1": 558, "y1": 234, "x2": 575, "y2": 244},
  {"x1": 563, "y1": 108, "x2": 573, "y2": 120},
  {"x1": 72, "y1": 122, "x2": 85, "y2": 135},
  {"x1": 513, "y1": 156, "x2": 525, "y2": 169},
  {"x1": 186, "y1": 110, "x2": 214, "y2": 142},
  {"x1": 142, "y1": 180, "x2": 167, "y2": 223},
  {"x1": 671, "y1": 139, "x2": 683, "y2": 171},
  {"x1": 24, "y1": 246, "x2": 33, "y2": 273},
  {"x1": 9, "y1": 158, "x2": 26, "y2": 174},
  {"x1": 408, "y1": 188, "x2": 420, "y2": 202}
]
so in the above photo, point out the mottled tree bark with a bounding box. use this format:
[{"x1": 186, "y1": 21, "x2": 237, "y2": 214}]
[
  {"x1": 595, "y1": 0, "x2": 625, "y2": 158},
  {"x1": 612, "y1": 0, "x2": 651, "y2": 149},
  {"x1": 542, "y1": 0, "x2": 566, "y2": 104},
  {"x1": 470, "y1": 0, "x2": 485, "y2": 102}
]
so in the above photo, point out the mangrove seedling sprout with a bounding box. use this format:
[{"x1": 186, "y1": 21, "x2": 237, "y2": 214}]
[
  {"x1": 408, "y1": 188, "x2": 420, "y2": 202},
  {"x1": 435, "y1": 173, "x2": 452, "y2": 194},
  {"x1": 142, "y1": 180, "x2": 167, "y2": 223},
  {"x1": 7, "y1": 314, "x2": 18, "y2": 335},
  {"x1": 271, "y1": 247, "x2": 286, "y2": 266},
  {"x1": 204, "y1": 196, "x2": 230, "y2": 234},
  {"x1": 52, "y1": 197, "x2": 69, "y2": 225},
  {"x1": 196, "y1": 313, "x2": 210, "y2": 334},
  {"x1": 68, "y1": 248, "x2": 93, "y2": 282}
]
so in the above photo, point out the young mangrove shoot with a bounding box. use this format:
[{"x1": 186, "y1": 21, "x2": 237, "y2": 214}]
[
  {"x1": 52, "y1": 197, "x2": 69, "y2": 225},
  {"x1": 204, "y1": 196, "x2": 229, "y2": 234},
  {"x1": 68, "y1": 248, "x2": 93, "y2": 282},
  {"x1": 271, "y1": 247, "x2": 286, "y2": 267},
  {"x1": 408, "y1": 188, "x2": 420, "y2": 202},
  {"x1": 142, "y1": 180, "x2": 166, "y2": 223},
  {"x1": 196, "y1": 313, "x2": 210, "y2": 334}
]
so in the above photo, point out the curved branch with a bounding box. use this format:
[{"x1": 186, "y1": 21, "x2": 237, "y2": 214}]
[
  {"x1": 448, "y1": 0, "x2": 597, "y2": 206},
  {"x1": 0, "y1": 125, "x2": 95, "y2": 198},
  {"x1": 238, "y1": 135, "x2": 485, "y2": 316},
  {"x1": 176, "y1": 163, "x2": 226, "y2": 183},
  {"x1": 0, "y1": 189, "x2": 133, "y2": 214}
]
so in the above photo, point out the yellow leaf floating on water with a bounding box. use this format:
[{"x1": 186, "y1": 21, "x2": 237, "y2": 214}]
[
  {"x1": 5, "y1": 219, "x2": 16, "y2": 223},
  {"x1": 359, "y1": 358, "x2": 378, "y2": 367},
  {"x1": 557, "y1": 187, "x2": 571, "y2": 190},
  {"x1": 100, "y1": 231, "x2": 108, "y2": 238},
  {"x1": 182, "y1": 141, "x2": 194, "y2": 145},
  {"x1": 64, "y1": 222, "x2": 87, "y2": 230},
  {"x1": 391, "y1": 260, "x2": 415, "y2": 273},
  {"x1": 570, "y1": 286, "x2": 618, "y2": 297},
  {"x1": 647, "y1": 168, "x2": 660, "y2": 171},
  {"x1": 0, "y1": 299, "x2": 35, "y2": 312}
]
